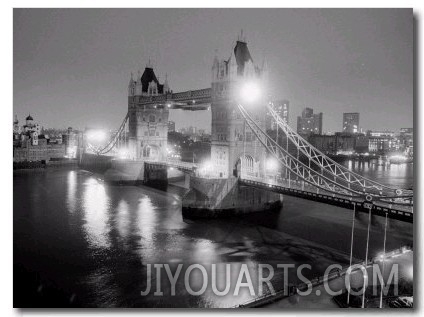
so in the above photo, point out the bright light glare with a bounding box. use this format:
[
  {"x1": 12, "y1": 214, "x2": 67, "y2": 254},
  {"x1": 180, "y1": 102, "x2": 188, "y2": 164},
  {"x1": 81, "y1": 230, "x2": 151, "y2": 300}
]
[
  {"x1": 390, "y1": 155, "x2": 407, "y2": 161},
  {"x1": 240, "y1": 81, "x2": 261, "y2": 103},
  {"x1": 66, "y1": 146, "x2": 78, "y2": 158},
  {"x1": 266, "y1": 158, "x2": 279, "y2": 171},
  {"x1": 118, "y1": 148, "x2": 129, "y2": 159},
  {"x1": 197, "y1": 160, "x2": 214, "y2": 177},
  {"x1": 203, "y1": 161, "x2": 213, "y2": 171},
  {"x1": 87, "y1": 130, "x2": 106, "y2": 143}
]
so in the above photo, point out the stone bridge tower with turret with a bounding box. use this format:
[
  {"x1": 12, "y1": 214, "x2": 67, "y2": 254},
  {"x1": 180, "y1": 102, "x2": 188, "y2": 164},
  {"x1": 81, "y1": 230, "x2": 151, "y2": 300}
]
[
  {"x1": 127, "y1": 65, "x2": 171, "y2": 161},
  {"x1": 182, "y1": 36, "x2": 282, "y2": 218},
  {"x1": 210, "y1": 36, "x2": 269, "y2": 179}
]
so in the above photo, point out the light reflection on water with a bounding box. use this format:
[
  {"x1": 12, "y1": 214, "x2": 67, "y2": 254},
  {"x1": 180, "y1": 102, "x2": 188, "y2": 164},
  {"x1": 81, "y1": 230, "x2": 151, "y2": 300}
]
[
  {"x1": 116, "y1": 199, "x2": 130, "y2": 241},
  {"x1": 14, "y1": 163, "x2": 413, "y2": 308},
  {"x1": 82, "y1": 177, "x2": 111, "y2": 249},
  {"x1": 66, "y1": 170, "x2": 77, "y2": 214},
  {"x1": 341, "y1": 160, "x2": 413, "y2": 188},
  {"x1": 136, "y1": 195, "x2": 159, "y2": 260}
]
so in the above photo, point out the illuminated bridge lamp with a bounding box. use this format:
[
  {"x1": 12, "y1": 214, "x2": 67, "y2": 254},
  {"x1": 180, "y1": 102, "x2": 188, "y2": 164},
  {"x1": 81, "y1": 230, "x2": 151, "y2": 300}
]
[
  {"x1": 118, "y1": 148, "x2": 129, "y2": 160},
  {"x1": 240, "y1": 80, "x2": 262, "y2": 104},
  {"x1": 87, "y1": 130, "x2": 107, "y2": 143},
  {"x1": 199, "y1": 160, "x2": 213, "y2": 177},
  {"x1": 266, "y1": 157, "x2": 279, "y2": 172}
]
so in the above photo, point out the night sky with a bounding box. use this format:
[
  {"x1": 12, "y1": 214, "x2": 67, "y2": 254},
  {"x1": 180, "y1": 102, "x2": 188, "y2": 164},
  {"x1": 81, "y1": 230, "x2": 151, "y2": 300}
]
[{"x1": 14, "y1": 8, "x2": 413, "y2": 133}]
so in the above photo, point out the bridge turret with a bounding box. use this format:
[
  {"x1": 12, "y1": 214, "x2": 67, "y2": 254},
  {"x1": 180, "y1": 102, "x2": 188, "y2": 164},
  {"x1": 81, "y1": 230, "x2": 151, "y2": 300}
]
[
  {"x1": 210, "y1": 35, "x2": 268, "y2": 179},
  {"x1": 212, "y1": 50, "x2": 220, "y2": 81},
  {"x1": 128, "y1": 72, "x2": 136, "y2": 96},
  {"x1": 228, "y1": 51, "x2": 237, "y2": 80},
  {"x1": 128, "y1": 65, "x2": 169, "y2": 160},
  {"x1": 163, "y1": 73, "x2": 170, "y2": 94},
  {"x1": 135, "y1": 70, "x2": 143, "y2": 96},
  {"x1": 261, "y1": 57, "x2": 269, "y2": 84}
]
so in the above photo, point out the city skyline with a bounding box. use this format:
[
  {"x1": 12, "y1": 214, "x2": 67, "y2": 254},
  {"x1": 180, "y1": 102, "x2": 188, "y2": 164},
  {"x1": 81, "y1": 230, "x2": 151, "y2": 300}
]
[{"x1": 14, "y1": 9, "x2": 412, "y2": 133}]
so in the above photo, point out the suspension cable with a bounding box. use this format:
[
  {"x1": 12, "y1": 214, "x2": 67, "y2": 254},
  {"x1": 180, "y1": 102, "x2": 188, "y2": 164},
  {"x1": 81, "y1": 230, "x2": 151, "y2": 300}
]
[
  {"x1": 86, "y1": 113, "x2": 129, "y2": 155},
  {"x1": 379, "y1": 212, "x2": 388, "y2": 308},
  {"x1": 267, "y1": 102, "x2": 412, "y2": 198},
  {"x1": 347, "y1": 202, "x2": 356, "y2": 306},
  {"x1": 239, "y1": 104, "x2": 366, "y2": 198},
  {"x1": 362, "y1": 205, "x2": 372, "y2": 308}
]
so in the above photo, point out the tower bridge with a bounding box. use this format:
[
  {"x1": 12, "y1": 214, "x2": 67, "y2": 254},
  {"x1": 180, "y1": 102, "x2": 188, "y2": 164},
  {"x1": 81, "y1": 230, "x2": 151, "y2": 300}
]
[{"x1": 81, "y1": 36, "x2": 413, "y2": 223}]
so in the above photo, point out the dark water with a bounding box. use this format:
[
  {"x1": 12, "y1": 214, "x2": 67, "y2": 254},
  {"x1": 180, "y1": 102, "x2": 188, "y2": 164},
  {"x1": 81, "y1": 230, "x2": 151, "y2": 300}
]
[{"x1": 14, "y1": 161, "x2": 413, "y2": 308}]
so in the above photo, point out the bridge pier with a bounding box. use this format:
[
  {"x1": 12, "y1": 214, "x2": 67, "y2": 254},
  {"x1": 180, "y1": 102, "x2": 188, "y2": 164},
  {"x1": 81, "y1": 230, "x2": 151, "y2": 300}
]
[
  {"x1": 79, "y1": 153, "x2": 113, "y2": 174},
  {"x1": 104, "y1": 159, "x2": 145, "y2": 184},
  {"x1": 144, "y1": 164, "x2": 168, "y2": 189},
  {"x1": 182, "y1": 176, "x2": 283, "y2": 219},
  {"x1": 80, "y1": 154, "x2": 169, "y2": 187}
]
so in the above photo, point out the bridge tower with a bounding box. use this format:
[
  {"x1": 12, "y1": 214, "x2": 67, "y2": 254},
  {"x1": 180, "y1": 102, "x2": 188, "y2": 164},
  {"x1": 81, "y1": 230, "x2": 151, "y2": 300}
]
[
  {"x1": 127, "y1": 65, "x2": 171, "y2": 161},
  {"x1": 210, "y1": 36, "x2": 268, "y2": 179},
  {"x1": 182, "y1": 35, "x2": 282, "y2": 218}
]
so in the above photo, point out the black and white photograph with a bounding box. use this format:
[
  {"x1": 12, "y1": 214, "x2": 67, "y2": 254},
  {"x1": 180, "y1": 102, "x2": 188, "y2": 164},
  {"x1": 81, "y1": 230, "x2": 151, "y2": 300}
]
[{"x1": 11, "y1": 6, "x2": 416, "y2": 311}]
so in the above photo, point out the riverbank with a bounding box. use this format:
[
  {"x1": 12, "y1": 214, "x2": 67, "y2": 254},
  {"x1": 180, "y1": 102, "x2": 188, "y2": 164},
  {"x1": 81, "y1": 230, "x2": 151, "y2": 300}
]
[{"x1": 13, "y1": 159, "x2": 78, "y2": 171}]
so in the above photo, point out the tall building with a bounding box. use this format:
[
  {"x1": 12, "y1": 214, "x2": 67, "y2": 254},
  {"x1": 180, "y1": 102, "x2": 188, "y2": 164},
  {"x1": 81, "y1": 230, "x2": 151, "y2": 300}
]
[
  {"x1": 266, "y1": 99, "x2": 289, "y2": 130},
  {"x1": 168, "y1": 121, "x2": 175, "y2": 133},
  {"x1": 343, "y1": 112, "x2": 359, "y2": 133},
  {"x1": 399, "y1": 128, "x2": 413, "y2": 149},
  {"x1": 297, "y1": 107, "x2": 323, "y2": 135}
]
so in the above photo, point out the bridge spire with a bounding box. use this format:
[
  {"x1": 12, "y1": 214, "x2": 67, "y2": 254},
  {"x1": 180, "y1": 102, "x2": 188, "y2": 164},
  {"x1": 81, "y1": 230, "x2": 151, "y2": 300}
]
[{"x1": 164, "y1": 73, "x2": 170, "y2": 93}]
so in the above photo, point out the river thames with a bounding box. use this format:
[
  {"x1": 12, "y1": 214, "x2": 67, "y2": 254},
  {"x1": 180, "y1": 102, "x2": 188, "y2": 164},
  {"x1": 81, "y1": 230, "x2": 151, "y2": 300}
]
[{"x1": 14, "y1": 160, "x2": 413, "y2": 307}]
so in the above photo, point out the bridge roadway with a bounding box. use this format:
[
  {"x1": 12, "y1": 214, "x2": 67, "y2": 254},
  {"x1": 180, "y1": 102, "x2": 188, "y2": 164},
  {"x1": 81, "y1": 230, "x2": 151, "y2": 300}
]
[
  {"x1": 144, "y1": 159, "x2": 198, "y2": 172},
  {"x1": 134, "y1": 88, "x2": 212, "y2": 109},
  {"x1": 240, "y1": 176, "x2": 413, "y2": 223},
  {"x1": 142, "y1": 159, "x2": 413, "y2": 223}
]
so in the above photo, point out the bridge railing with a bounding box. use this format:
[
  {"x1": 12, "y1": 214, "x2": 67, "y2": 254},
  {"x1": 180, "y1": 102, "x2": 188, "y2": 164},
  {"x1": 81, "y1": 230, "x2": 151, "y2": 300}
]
[
  {"x1": 136, "y1": 88, "x2": 212, "y2": 105},
  {"x1": 240, "y1": 174, "x2": 413, "y2": 214},
  {"x1": 144, "y1": 159, "x2": 198, "y2": 171},
  {"x1": 237, "y1": 102, "x2": 413, "y2": 204}
]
